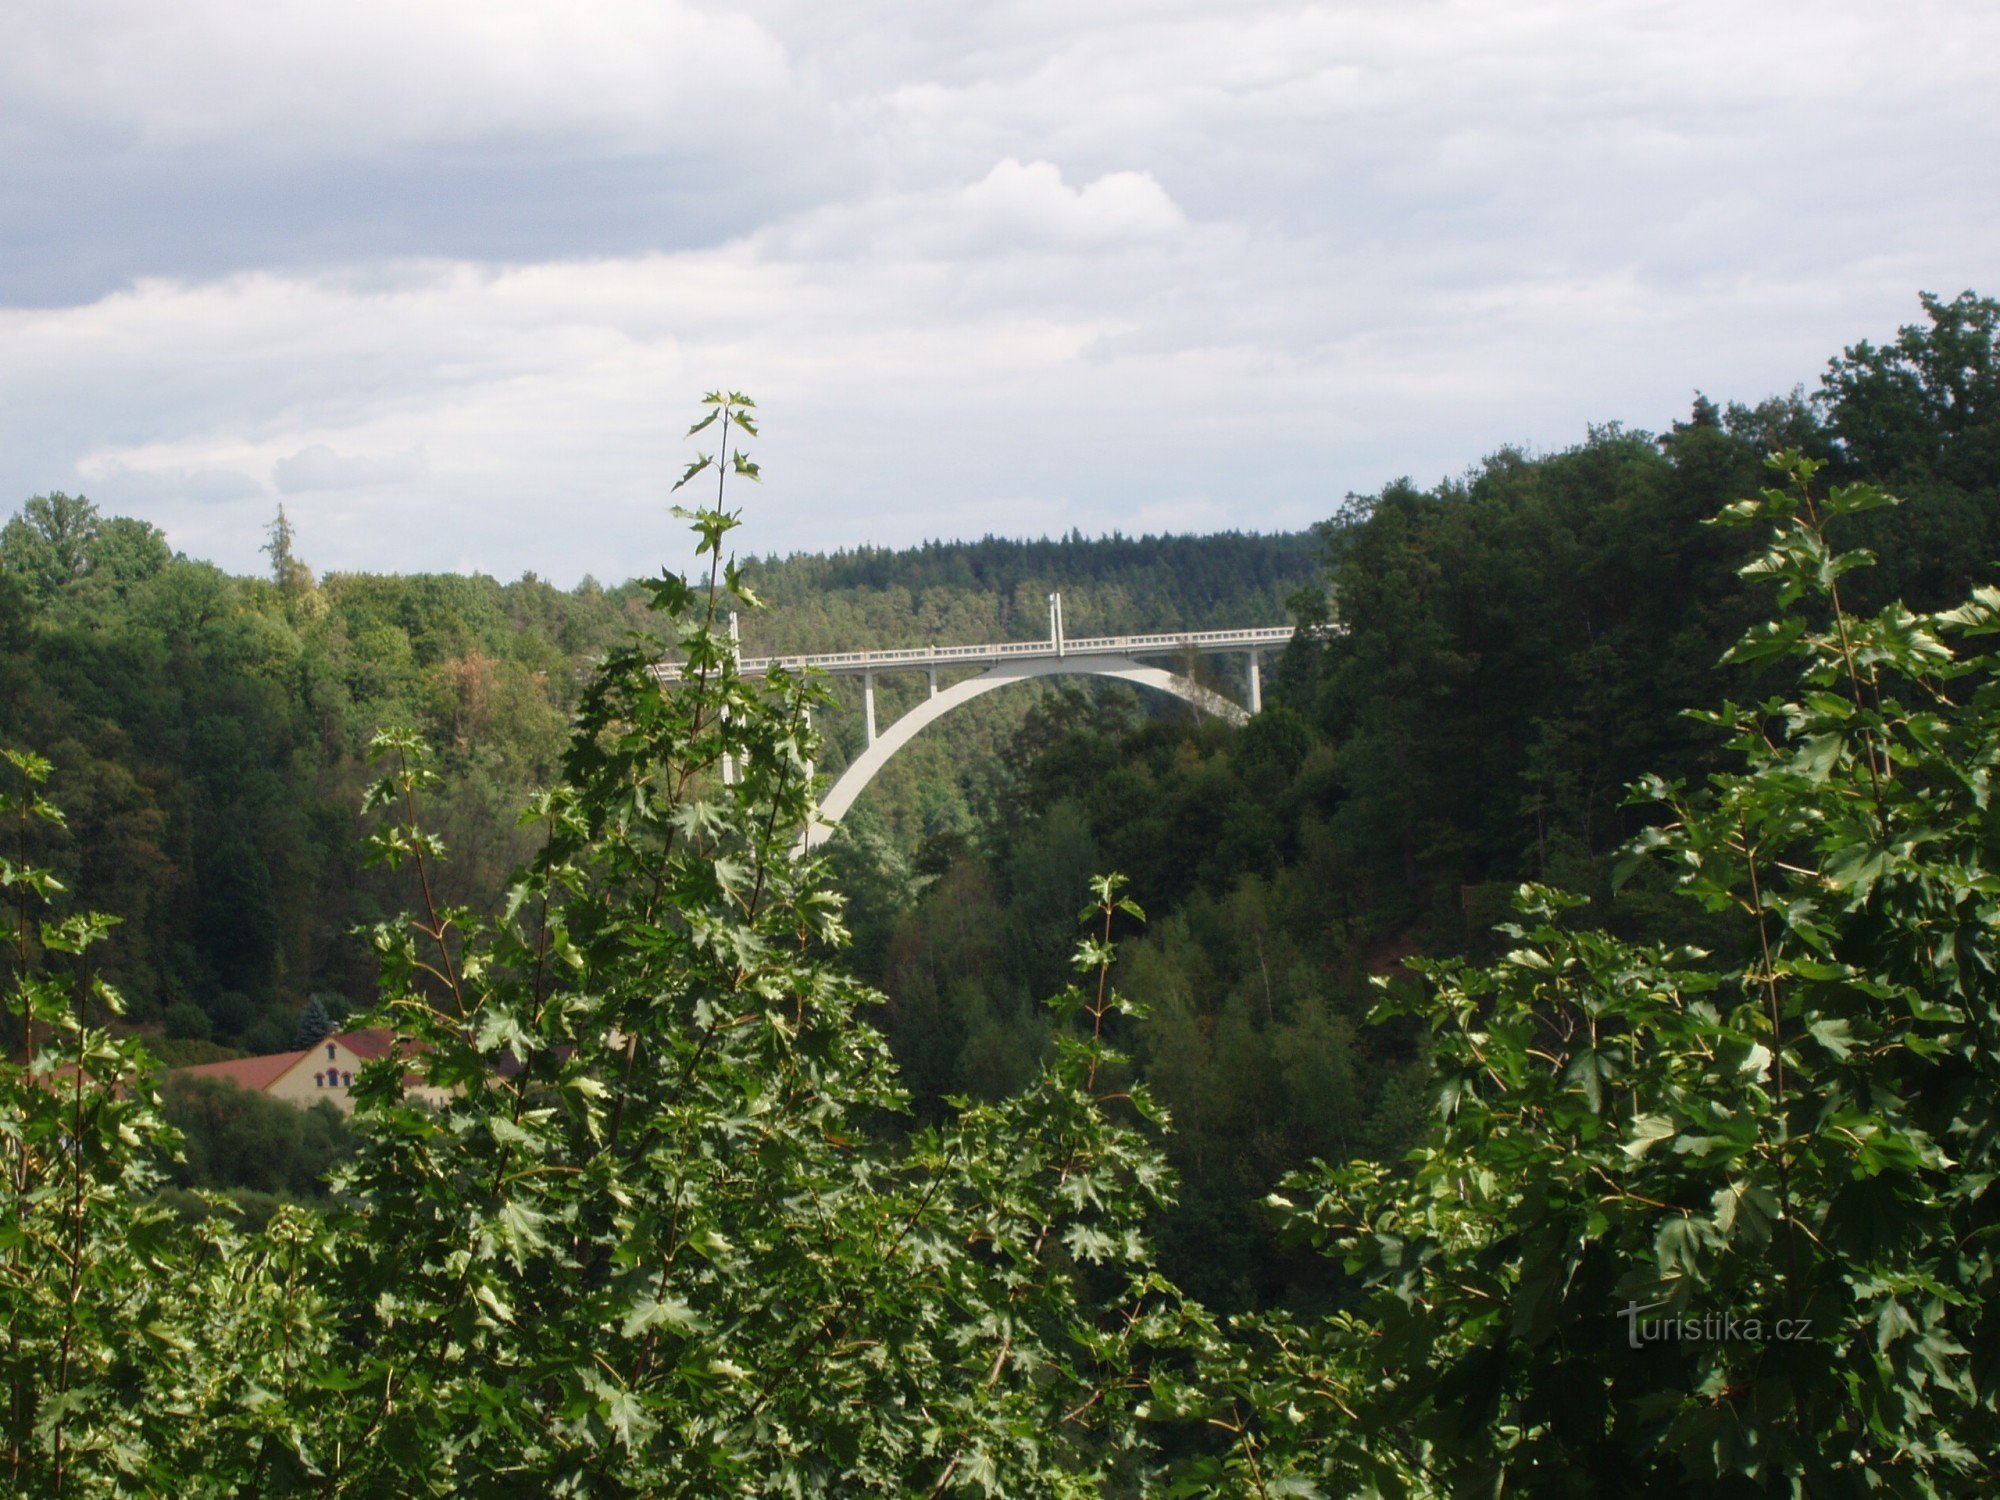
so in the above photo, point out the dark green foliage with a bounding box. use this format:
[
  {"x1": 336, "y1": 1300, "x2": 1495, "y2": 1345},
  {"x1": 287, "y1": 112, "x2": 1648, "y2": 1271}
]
[
  {"x1": 0, "y1": 494, "x2": 642, "y2": 1046},
  {"x1": 1821, "y1": 289, "x2": 2000, "y2": 491},
  {"x1": 746, "y1": 529, "x2": 1311, "y2": 645},
  {"x1": 160, "y1": 1074, "x2": 353, "y2": 1201},
  {"x1": 1294, "y1": 426, "x2": 1779, "y2": 930},
  {"x1": 815, "y1": 809, "x2": 919, "y2": 983},
  {"x1": 1193, "y1": 456, "x2": 2000, "y2": 1493},
  {"x1": 1819, "y1": 290, "x2": 2000, "y2": 616},
  {"x1": 162, "y1": 1000, "x2": 211, "y2": 1040},
  {"x1": 0, "y1": 485, "x2": 1307, "y2": 1051},
  {"x1": 2, "y1": 397, "x2": 1204, "y2": 1495},
  {"x1": 0, "y1": 746, "x2": 236, "y2": 1495},
  {"x1": 857, "y1": 709, "x2": 1417, "y2": 1309},
  {"x1": 1222, "y1": 292, "x2": 2000, "y2": 960}
]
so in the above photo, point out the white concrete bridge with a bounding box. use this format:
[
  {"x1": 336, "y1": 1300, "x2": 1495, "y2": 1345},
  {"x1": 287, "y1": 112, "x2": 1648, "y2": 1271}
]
[{"x1": 660, "y1": 595, "x2": 1293, "y2": 845}]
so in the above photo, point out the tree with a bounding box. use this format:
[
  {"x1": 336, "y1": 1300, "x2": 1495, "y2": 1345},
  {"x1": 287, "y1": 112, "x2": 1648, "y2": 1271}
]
[
  {"x1": 1819, "y1": 290, "x2": 2000, "y2": 613},
  {"x1": 85, "y1": 516, "x2": 171, "y2": 596},
  {"x1": 1821, "y1": 289, "x2": 2000, "y2": 488},
  {"x1": 199, "y1": 395, "x2": 1186, "y2": 1494},
  {"x1": 261, "y1": 506, "x2": 315, "y2": 597},
  {"x1": 0, "y1": 395, "x2": 1201, "y2": 1494},
  {"x1": 0, "y1": 746, "x2": 281, "y2": 1494},
  {"x1": 162, "y1": 1073, "x2": 354, "y2": 1201},
  {"x1": 1193, "y1": 455, "x2": 2000, "y2": 1494},
  {"x1": 0, "y1": 574, "x2": 28, "y2": 658},
  {"x1": 290, "y1": 995, "x2": 334, "y2": 1049},
  {"x1": 0, "y1": 493, "x2": 100, "y2": 600}
]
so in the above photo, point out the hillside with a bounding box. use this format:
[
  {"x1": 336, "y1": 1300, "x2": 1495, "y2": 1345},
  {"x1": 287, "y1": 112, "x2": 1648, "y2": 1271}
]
[{"x1": 0, "y1": 514, "x2": 1313, "y2": 1054}]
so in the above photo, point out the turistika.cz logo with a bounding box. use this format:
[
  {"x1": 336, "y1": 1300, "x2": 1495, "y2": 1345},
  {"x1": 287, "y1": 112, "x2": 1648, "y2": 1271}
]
[{"x1": 1619, "y1": 1300, "x2": 1813, "y2": 1349}]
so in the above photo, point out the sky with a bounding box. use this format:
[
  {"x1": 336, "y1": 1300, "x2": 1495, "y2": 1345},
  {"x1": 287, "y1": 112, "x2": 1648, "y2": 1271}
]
[{"x1": 3, "y1": 0, "x2": 1996, "y2": 584}]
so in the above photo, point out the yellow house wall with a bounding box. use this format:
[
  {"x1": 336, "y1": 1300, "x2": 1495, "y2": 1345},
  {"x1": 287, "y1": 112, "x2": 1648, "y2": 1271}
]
[{"x1": 267, "y1": 1039, "x2": 371, "y2": 1115}]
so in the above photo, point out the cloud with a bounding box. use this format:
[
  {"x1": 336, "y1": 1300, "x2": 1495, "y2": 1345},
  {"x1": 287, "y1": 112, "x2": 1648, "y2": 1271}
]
[
  {"x1": 3, "y1": 229, "x2": 1935, "y2": 585},
  {"x1": 273, "y1": 445, "x2": 426, "y2": 494},
  {"x1": 76, "y1": 461, "x2": 266, "y2": 507},
  {"x1": 7, "y1": 0, "x2": 800, "y2": 151},
  {"x1": 960, "y1": 160, "x2": 1184, "y2": 247},
  {"x1": 0, "y1": 0, "x2": 840, "y2": 303},
  {"x1": 2, "y1": 0, "x2": 1997, "y2": 582},
  {"x1": 761, "y1": 158, "x2": 1187, "y2": 261}
]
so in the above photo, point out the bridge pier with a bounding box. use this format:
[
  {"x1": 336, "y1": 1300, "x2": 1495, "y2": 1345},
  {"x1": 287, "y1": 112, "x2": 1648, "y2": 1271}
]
[
  {"x1": 1248, "y1": 650, "x2": 1263, "y2": 715},
  {"x1": 863, "y1": 671, "x2": 877, "y2": 746},
  {"x1": 927, "y1": 665, "x2": 937, "y2": 698}
]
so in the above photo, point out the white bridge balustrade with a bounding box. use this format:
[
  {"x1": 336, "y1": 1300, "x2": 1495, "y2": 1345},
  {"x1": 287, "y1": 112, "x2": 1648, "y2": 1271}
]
[{"x1": 654, "y1": 596, "x2": 1295, "y2": 847}]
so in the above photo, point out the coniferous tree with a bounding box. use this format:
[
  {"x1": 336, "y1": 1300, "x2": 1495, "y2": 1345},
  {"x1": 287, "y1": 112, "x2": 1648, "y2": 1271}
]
[
  {"x1": 290, "y1": 994, "x2": 333, "y2": 1050},
  {"x1": 261, "y1": 505, "x2": 315, "y2": 596}
]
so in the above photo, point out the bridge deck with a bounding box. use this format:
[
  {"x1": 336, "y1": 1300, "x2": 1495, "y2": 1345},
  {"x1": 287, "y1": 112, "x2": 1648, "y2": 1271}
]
[{"x1": 656, "y1": 625, "x2": 1295, "y2": 681}]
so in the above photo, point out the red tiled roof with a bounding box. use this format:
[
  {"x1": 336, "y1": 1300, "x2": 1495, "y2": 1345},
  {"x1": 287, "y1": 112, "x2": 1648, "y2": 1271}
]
[
  {"x1": 170, "y1": 1028, "x2": 435, "y2": 1097},
  {"x1": 334, "y1": 1027, "x2": 399, "y2": 1061},
  {"x1": 177, "y1": 1050, "x2": 307, "y2": 1093}
]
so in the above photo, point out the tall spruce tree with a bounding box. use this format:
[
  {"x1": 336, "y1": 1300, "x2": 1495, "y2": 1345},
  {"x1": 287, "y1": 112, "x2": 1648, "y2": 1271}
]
[{"x1": 290, "y1": 995, "x2": 333, "y2": 1050}]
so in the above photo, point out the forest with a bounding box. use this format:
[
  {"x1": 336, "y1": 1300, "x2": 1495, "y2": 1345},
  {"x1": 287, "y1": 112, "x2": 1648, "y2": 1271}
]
[
  {"x1": 2, "y1": 291, "x2": 1997, "y2": 1493},
  {"x1": 0, "y1": 496, "x2": 1310, "y2": 1058}
]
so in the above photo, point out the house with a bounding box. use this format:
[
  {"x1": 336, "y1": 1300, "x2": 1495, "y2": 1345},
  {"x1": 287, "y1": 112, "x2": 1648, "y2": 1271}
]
[{"x1": 173, "y1": 1028, "x2": 429, "y2": 1115}]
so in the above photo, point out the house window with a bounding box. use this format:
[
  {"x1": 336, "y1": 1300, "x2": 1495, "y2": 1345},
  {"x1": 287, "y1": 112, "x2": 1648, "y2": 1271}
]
[
  {"x1": 313, "y1": 1072, "x2": 324, "y2": 1087},
  {"x1": 341, "y1": 1071, "x2": 352, "y2": 1087},
  {"x1": 326, "y1": 1043, "x2": 338, "y2": 1061}
]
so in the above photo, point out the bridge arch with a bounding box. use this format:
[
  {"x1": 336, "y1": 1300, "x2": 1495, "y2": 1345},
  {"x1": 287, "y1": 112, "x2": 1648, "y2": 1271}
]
[{"x1": 806, "y1": 654, "x2": 1247, "y2": 847}]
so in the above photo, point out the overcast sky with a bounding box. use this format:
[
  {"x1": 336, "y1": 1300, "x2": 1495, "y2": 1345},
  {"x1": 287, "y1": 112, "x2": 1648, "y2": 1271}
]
[{"x1": 4, "y1": 0, "x2": 1996, "y2": 583}]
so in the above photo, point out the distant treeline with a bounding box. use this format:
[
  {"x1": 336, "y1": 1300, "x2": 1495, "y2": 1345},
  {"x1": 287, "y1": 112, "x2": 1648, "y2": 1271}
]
[
  {"x1": 747, "y1": 529, "x2": 1313, "y2": 644},
  {"x1": 0, "y1": 497, "x2": 1310, "y2": 1058}
]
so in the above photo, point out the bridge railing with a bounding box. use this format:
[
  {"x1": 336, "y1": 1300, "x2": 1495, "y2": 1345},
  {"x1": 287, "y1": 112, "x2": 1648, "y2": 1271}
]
[{"x1": 653, "y1": 624, "x2": 1296, "y2": 681}]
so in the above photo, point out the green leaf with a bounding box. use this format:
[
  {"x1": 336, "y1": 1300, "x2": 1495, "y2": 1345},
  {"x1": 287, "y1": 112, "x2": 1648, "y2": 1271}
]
[
  {"x1": 600, "y1": 1385, "x2": 657, "y2": 1451},
  {"x1": 1623, "y1": 1114, "x2": 1677, "y2": 1159},
  {"x1": 1711, "y1": 1178, "x2": 1779, "y2": 1243},
  {"x1": 672, "y1": 453, "x2": 713, "y2": 491},
  {"x1": 620, "y1": 1297, "x2": 701, "y2": 1339},
  {"x1": 1824, "y1": 843, "x2": 1891, "y2": 904},
  {"x1": 1807, "y1": 1017, "x2": 1856, "y2": 1059}
]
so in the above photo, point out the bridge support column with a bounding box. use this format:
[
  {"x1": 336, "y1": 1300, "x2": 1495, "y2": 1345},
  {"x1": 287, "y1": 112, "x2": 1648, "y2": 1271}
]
[
  {"x1": 863, "y1": 671, "x2": 877, "y2": 746},
  {"x1": 927, "y1": 666, "x2": 937, "y2": 699},
  {"x1": 1248, "y1": 650, "x2": 1263, "y2": 715},
  {"x1": 804, "y1": 705, "x2": 814, "y2": 784}
]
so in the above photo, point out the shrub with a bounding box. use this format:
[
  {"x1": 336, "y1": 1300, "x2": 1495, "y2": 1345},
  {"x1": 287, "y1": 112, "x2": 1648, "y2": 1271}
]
[
  {"x1": 162, "y1": 999, "x2": 211, "y2": 1040},
  {"x1": 1192, "y1": 455, "x2": 2000, "y2": 1494}
]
